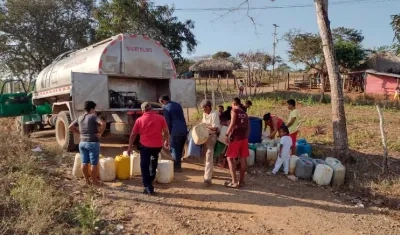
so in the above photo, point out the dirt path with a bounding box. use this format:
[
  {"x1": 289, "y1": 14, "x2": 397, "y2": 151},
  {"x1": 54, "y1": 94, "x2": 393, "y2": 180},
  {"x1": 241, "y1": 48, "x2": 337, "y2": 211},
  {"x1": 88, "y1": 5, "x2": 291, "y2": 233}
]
[
  {"x1": 29, "y1": 129, "x2": 400, "y2": 235},
  {"x1": 87, "y1": 160, "x2": 399, "y2": 235}
]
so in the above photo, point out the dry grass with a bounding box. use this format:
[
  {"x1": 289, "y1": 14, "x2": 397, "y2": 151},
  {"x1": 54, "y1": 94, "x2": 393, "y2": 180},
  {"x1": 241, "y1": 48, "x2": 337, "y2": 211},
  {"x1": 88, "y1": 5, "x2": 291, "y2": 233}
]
[{"x1": 0, "y1": 133, "x2": 99, "y2": 234}]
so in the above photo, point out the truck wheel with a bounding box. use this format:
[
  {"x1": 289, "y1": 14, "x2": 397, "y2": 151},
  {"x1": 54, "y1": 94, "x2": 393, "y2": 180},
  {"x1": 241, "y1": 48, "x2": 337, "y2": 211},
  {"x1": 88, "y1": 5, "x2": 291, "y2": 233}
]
[
  {"x1": 56, "y1": 111, "x2": 77, "y2": 152},
  {"x1": 15, "y1": 117, "x2": 28, "y2": 136}
]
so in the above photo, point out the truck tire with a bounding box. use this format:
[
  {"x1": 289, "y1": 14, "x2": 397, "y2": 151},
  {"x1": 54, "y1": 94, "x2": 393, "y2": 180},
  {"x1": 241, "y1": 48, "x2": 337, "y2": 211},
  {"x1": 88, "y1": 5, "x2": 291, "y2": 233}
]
[
  {"x1": 110, "y1": 122, "x2": 132, "y2": 135},
  {"x1": 56, "y1": 111, "x2": 77, "y2": 152},
  {"x1": 48, "y1": 115, "x2": 57, "y2": 127}
]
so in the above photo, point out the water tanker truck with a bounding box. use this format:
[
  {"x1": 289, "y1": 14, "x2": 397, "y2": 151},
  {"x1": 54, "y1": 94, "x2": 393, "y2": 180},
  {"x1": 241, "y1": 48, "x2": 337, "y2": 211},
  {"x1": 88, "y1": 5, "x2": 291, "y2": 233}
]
[{"x1": 0, "y1": 34, "x2": 196, "y2": 151}]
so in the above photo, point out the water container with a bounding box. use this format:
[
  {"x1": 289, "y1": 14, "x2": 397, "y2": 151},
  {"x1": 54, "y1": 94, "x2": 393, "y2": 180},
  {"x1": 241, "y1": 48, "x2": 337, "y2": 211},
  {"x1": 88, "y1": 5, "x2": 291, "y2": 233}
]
[
  {"x1": 296, "y1": 143, "x2": 312, "y2": 158},
  {"x1": 187, "y1": 133, "x2": 202, "y2": 158},
  {"x1": 266, "y1": 147, "x2": 278, "y2": 167},
  {"x1": 72, "y1": 153, "x2": 83, "y2": 178},
  {"x1": 313, "y1": 164, "x2": 333, "y2": 186},
  {"x1": 248, "y1": 117, "x2": 262, "y2": 143},
  {"x1": 289, "y1": 155, "x2": 299, "y2": 175},
  {"x1": 99, "y1": 157, "x2": 116, "y2": 182},
  {"x1": 255, "y1": 145, "x2": 267, "y2": 164},
  {"x1": 297, "y1": 138, "x2": 307, "y2": 145},
  {"x1": 248, "y1": 144, "x2": 257, "y2": 153},
  {"x1": 295, "y1": 158, "x2": 314, "y2": 180},
  {"x1": 311, "y1": 159, "x2": 326, "y2": 172},
  {"x1": 115, "y1": 155, "x2": 130, "y2": 180},
  {"x1": 247, "y1": 149, "x2": 255, "y2": 166},
  {"x1": 262, "y1": 138, "x2": 275, "y2": 146},
  {"x1": 325, "y1": 157, "x2": 346, "y2": 186},
  {"x1": 130, "y1": 152, "x2": 141, "y2": 178},
  {"x1": 214, "y1": 141, "x2": 227, "y2": 157},
  {"x1": 156, "y1": 160, "x2": 174, "y2": 183}
]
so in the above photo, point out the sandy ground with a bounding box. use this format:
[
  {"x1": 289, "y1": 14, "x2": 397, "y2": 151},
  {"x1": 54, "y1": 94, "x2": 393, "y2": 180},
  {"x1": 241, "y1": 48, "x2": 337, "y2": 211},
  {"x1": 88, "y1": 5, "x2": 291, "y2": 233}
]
[{"x1": 30, "y1": 131, "x2": 400, "y2": 235}]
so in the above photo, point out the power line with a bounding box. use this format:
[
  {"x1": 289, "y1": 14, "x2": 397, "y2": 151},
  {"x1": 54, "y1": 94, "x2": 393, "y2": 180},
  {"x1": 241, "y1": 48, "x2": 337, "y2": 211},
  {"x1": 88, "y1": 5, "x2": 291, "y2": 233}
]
[{"x1": 174, "y1": 0, "x2": 400, "y2": 12}]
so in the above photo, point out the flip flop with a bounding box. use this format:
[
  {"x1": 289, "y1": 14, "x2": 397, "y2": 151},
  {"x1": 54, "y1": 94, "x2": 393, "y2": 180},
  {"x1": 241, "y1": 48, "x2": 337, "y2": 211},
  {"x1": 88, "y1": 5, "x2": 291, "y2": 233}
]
[{"x1": 224, "y1": 181, "x2": 239, "y2": 188}]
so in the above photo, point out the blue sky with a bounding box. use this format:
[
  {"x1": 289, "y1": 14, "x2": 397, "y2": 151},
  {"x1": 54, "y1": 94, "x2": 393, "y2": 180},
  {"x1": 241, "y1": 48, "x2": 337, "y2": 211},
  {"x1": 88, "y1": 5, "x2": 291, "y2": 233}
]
[{"x1": 154, "y1": 0, "x2": 400, "y2": 67}]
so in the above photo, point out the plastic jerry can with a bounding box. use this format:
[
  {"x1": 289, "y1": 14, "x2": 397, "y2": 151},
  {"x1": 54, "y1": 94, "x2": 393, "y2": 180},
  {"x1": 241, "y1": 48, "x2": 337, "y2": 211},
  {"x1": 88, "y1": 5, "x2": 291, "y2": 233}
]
[
  {"x1": 296, "y1": 142, "x2": 312, "y2": 158},
  {"x1": 313, "y1": 164, "x2": 333, "y2": 186},
  {"x1": 115, "y1": 155, "x2": 130, "y2": 180},
  {"x1": 130, "y1": 152, "x2": 141, "y2": 178},
  {"x1": 156, "y1": 160, "x2": 174, "y2": 183},
  {"x1": 325, "y1": 157, "x2": 346, "y2": 186},
  {"x1": 289, "y1": 155, "x2": 299, "y2": 175},
  {"x1": 295, "y1": 158, "x2": 314, "y2": 180},
  {"x1": 261, "y1": 138, "x2": 275, "y2": 146},
  {"x1": 247, "y1": 149, "x2": 255, "y2": 167},
  {"x1": 99, "y1": 157, "x2": 116, "y2": 182},
  {"x1": 72, "y1": 153, "x2": 83, "y2": 178},
  {"x1": 255, "y1": 145, "x2": 267, "y2": 164},
  {"x1": 266, "y1": 147, "x2": 278, "y2": 167},
  {"x1": 311, "y1": 159, "x2": 326, "y2": 172}
]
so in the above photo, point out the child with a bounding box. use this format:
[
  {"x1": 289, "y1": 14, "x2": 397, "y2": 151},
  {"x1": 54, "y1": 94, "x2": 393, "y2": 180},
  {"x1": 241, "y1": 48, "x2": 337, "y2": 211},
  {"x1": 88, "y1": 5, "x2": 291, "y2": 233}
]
[
  {"x1": 394, "y1": 86, "x2": 400, "y2": 102},
  {"x1": 218, "y1": 105, "x2": 224, "y2": 116},
  {"x1": 286, "y1": 99, "x2": 299, "y2": 154},
  {"x1": 238, "y1": 80, "x2": 244, "y2": 97},
  {"x1": 271, "y1": 126, "x2": 292, "y2": 175}
]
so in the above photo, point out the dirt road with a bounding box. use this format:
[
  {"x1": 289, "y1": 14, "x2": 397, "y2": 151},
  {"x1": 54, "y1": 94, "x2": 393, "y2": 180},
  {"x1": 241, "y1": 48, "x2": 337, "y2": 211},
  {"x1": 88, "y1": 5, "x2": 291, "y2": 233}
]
[
  {"x1": 30, "y1": 133, "x2": 400, "y2": 235},
  {"x1": 86, "y1": 160, "x2": 399, "y2": 235}
]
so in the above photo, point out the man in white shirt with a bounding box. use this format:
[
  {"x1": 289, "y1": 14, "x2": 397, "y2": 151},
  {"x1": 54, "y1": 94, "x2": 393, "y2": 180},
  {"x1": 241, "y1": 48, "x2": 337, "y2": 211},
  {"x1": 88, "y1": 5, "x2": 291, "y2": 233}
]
[{"x1": 200, "y1": 99, "x2": 220, "y2": 185}]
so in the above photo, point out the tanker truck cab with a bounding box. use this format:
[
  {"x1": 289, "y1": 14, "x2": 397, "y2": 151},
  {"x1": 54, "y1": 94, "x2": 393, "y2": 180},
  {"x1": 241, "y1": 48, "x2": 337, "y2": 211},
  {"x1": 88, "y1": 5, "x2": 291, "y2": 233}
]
[{"x1": 31, "y1": 34, "x2": 196, "y2": 151}]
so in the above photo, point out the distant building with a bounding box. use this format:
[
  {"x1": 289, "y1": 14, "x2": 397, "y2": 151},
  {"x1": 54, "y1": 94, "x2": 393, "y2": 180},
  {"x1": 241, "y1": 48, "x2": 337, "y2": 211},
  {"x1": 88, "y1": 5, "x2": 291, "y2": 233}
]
[
  {"x1": 347, "y1": 52, "x2": 400, "y2": 96},
  {"x1": 189, "y1": 59, "x2": 234, "y2": 78}
]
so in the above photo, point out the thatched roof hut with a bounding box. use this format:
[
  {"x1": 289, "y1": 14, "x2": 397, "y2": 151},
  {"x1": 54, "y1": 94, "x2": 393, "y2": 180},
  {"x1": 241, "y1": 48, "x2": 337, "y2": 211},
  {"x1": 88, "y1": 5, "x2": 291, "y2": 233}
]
[
  {"x1": 358, "y1": 52, "x2": 400, "y2": 74},
  {"x1": 189, "y1": 59, "x2": 234, "y2": 72},
  {"x1": 189, "y1": 59, "x2": 235, "y2": 78}
]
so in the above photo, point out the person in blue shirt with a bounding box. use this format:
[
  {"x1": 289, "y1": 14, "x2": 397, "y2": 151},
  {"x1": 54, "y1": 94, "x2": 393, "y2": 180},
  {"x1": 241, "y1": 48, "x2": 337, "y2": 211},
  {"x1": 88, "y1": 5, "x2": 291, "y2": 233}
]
[{"x1": 159, "y1": 95, "x2": 188, "y2": 172}]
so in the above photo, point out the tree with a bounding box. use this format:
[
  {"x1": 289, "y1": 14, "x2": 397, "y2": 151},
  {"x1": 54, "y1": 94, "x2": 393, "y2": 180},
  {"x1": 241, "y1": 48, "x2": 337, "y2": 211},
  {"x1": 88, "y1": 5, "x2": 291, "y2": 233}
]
[
  {"x1": 390, "y1": 14, "x2": 400, "y2": 54},
  {"x1": 262, "y1": 53, "x2": 272, "y2": 70},
  {"x1": 237, "y1": 51, "x2": 266, "y2": 96},
  {"x1": 314, "y1": 0, "x2": 349, "y2": 161},
  {"x1": 332, "y1": 27, "x2": 364, "y2": 44},
  {"x1": 228, "y1": 56, "x2": 243, "y2": 70},
  {"x1": 276, "y1": 63, "x2": 292, "y2": 73},
  {"x1": 94, "y1": 0, "x2": 197, "y2": 65},
  {"x1": 335, "y1": 40, "x2": 366, "y2": 72},
  {"x1": 0, "y1": 0, "x2": 95, "y2": 85},
  {"x1": 283, "y1": 31, "x2": 323, "y2": 71},
  {"x1": 175, "y1": 58, "x2": 195, "y2": 74},
  {"x1": 212, "y1": 51, "x2": 232, "y2": 59}
]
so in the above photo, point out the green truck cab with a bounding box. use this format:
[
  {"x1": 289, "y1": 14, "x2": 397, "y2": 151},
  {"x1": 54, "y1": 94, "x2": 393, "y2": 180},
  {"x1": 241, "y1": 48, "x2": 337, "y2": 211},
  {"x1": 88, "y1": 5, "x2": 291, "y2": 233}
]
[{"x1": 0, "y1": 80, "x2": 52, "y2": 134}]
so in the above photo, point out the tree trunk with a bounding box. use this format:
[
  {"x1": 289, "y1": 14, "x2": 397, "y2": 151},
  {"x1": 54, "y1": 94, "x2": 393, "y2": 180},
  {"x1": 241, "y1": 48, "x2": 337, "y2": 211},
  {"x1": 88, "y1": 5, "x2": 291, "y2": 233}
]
[
  {"x1": 319, "y1": 73, "x2": 327, "y2": 103},
  {"x1": 315, "y1": 0, "x2": 350, "y2": 161}
]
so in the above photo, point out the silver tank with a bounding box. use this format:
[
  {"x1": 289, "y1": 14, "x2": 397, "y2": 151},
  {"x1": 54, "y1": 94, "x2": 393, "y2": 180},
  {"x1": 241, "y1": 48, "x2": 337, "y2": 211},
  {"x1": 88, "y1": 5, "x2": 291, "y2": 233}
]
[{"x1": 34, "y1": 34, "x2": 176, "y2": 99}]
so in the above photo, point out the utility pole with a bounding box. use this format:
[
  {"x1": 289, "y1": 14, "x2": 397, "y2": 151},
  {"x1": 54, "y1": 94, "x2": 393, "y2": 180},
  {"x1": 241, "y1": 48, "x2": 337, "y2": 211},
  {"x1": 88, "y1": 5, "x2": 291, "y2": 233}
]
[{"x1": 272, "y1": 23, "x2": 279, "y2": 91}]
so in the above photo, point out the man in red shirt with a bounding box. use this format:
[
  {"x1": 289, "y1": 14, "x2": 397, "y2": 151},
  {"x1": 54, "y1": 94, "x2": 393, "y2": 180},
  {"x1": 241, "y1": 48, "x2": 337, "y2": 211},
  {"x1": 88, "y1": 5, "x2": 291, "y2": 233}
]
[
  {"x1": 225, "y1": 97, "x2": 250, "y2": 188},
  {"x1": 127, "y1": 102, "x2": 170, "y2": 195}
]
